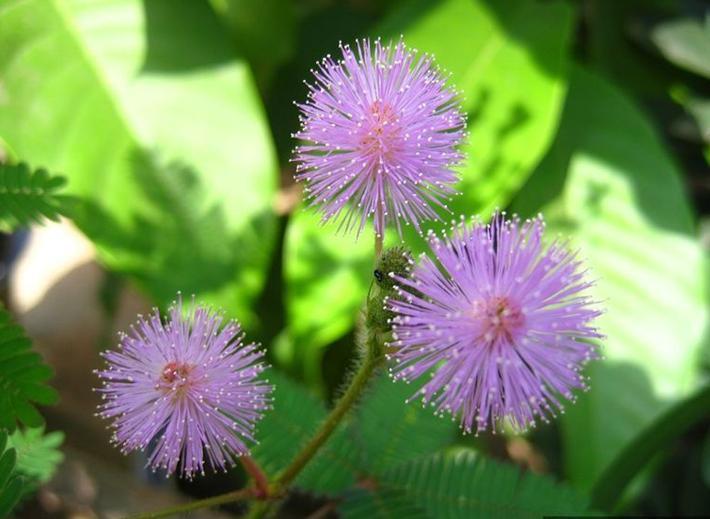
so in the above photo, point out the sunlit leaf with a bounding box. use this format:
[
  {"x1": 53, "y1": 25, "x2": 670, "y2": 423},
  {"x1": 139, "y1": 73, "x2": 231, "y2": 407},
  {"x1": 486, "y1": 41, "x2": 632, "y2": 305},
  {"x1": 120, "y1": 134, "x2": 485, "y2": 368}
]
[
  {"x1": 0, "y1": 0, "x2": 278, "y2": 324},
  {"x1": 512, "y1": 65, "x2": 708, "y2": 493}
]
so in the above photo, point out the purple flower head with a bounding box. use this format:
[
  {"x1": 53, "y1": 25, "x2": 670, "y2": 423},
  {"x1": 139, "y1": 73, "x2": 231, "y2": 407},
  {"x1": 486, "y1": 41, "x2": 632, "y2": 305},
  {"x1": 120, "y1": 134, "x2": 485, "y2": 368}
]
[
  {"x1": 95, "y1": 296, "x2": 272, "y2": 478},
  {"x1": 386, "y1": 213, "x2": 603, "y2": 433},
  {"x1": 293, "y1": 38, "x2": 467, "y2": 237}
]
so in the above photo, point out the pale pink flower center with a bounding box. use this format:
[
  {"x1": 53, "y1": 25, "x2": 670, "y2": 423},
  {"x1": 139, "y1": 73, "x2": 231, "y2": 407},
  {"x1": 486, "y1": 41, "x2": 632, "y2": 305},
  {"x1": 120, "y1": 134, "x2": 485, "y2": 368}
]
[
  {"x1": 472, "y1": 296, "x2": 525, "y2": 346},
  {"x1": 159, "y1": 361, "x2": 196, "y2": 398},
  {"x1": 359, "y1": 100, "x2": 403, "y2": 161}
]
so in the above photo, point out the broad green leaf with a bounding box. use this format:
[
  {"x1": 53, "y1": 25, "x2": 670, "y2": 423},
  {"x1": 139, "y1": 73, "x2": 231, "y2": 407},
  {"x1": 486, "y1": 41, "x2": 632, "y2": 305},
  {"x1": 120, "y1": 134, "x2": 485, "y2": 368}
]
[
  {"x1": 0, "y1": 306, "x2": 58, "y2": 431},
  {"x1": 283, "y1": 208, "x2": 377, "y2": 382},
  {"x1": 209, "y1": 0, "x2": 296, "y2": 87},
  {"x1": 377, "y1": 449, "x2": 590, "y2": 519},
  {"x1": 251, "y1": 371, "x2": 359, "y2": 495},
  {"x1": 283, "y1": 0, "x2": 573, "y2": 373},
  {"x1": 352, "y1": 374, "x2": 456, "y2": 475},
  {"x1": 0, "y1": 0, "x2": 278, "y2": 323},
  {"x1": 512, "y1": 65, "x2": 708, "y2": 492},
  {"x1": 591, "y1": 384, "x2": 710, "y2": 511},
  {"x1": 377, "y1": 0, "x2": 574, "y2": 216},
  {"x1": 0, "y1": 163, "x2": 74, "y2": 231},
  {"x1": 8, "y1": 427, "x2": 64, "y2": 489},
  {"x1": 584, "y1": 0, "x2": 678, "y2": 98},
  {"x1": 651, "y1": 16, "x2": 710, "y2": 78}
]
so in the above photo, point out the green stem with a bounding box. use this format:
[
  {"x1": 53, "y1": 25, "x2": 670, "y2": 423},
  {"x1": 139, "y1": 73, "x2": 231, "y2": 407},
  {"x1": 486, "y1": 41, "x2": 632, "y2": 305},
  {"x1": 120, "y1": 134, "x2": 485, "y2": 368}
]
[
  {"x1": 248, "y1": 328, "x2": 384, "y2": 519},
  {"x1": 241, "y1": 455, "x2": 270, "y2": 498},
  {"x1": 128, "y1": 237, "x2": 387, "y2": 519},
  {"x1": 275, "y1": 346, "x2": 381, "y2": 490},
  {"x1": 374, "y1": 233, "x2": 383, "y2": 260},
  {"x1": 124, "y1": 487, "x2": 255, "y2": 519},
  {"x1": 128, "y1": 332, "x2": 384, "y2": 519}
]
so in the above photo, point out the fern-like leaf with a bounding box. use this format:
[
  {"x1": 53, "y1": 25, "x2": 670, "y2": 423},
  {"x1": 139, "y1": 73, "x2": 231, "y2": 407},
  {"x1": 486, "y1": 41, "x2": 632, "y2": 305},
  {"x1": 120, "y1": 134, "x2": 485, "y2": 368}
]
[
  {"x1": 352, "y1": 374, "x2": 457, "y2": 475},
  {"x1": 0, "y1": 305, "x2": 58, "y2": 431},
  {"x1": 0, "y1": 431, "x2": 24, "y2": 517},
  {"x1": 0, "y1": 162, "x2": 72, "y2": 230},
  {"x1": 250, "y1": 371, "x2": 359, "y2": 495},
  {"x1": 340, "y1": 488, "x2": 429, "y2": 519},
  {"x1": 374, "y1": 449, "x2": 592, "y2": 519},
  {"x1": 8, "y1": 426, "x2": 64, "y2": 492}
]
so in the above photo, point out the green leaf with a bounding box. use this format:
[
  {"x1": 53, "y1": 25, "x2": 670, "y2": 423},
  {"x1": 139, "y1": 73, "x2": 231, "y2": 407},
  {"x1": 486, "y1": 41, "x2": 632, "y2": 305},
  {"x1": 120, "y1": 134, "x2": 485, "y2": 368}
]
[
  {"x1": 352, "y1": 374, "x2": 456, "y2": 475},
  {"x1": 682, "y1": 95, "x2": 710, "y2": 145},
  {"x1": 591, "y1": 384, "x2": 710, "y2": 511},
  {"x1": 512, "y1": 65, "x2": 708, "y2": 493},
  {"x1": 209, "y1": 0, "x2": 296, "y2": 86},
  {"x1": 340, "y1": 488, "x2": 429, "y2": 519},
  {"x1": 0, "y1": 162, "x2": 73, "y2": 231},
  {"x1": 376, "y1": 449, "x2": 590, "y2": 519},
  {"x1": 283, "y1": 209, "x2": 376, "y2": 382},
  {"x1": 283, "y1": 0, "x2": 574, "y2": 373},
  {"x1": 0, "y1": 432, "x2": 22, "y2": 518},
  {"x1": 0, "y1": 0, "x2": 278, "y2": 323},
  {"x1": 251, "y1": 371, "x2": 358, "y2": 495},
  {"x1": 0, "y1": 306, "x2": 58, "y2": 431},
  {"x1": 651, "y1": 16, "x2": 710, "y2": 78},
  {"x1": 0, "y1": 475, "x2": 23, "y2": 518},
  {"x1": 584, "y1": 0, "x2": 678, "y2": 99},
  {"x1": 377, "y1": 0, "x2": 574, "y2": 217},
  {"x1": 702, "y1": 428, "x2": 710, "y2": 489},
  {"x1": 0, "y1": 443, "x2": 15, "y2": 491},
  {"x1": 7, "y1": 426, "x2": 64, "y2": 490}
]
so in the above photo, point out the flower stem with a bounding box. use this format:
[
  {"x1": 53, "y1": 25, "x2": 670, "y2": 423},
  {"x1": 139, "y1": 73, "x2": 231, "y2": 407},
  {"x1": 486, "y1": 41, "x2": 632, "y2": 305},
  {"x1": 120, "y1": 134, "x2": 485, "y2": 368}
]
[
  {"x1": 127, "y1": 258, "x2": 386, "y2": 519},
  {"x1": 375, "y1": 233, "x2": 383, "y2": 260},
  {"x1": 240, "y1": 455, "x2": 269, "y2": 498},
  {"x1": 274, "y1": 345, "x2": 381, "y2": 490},
  {"x1": 124, "y1": 487, "x2": 255, "y2": 519}
]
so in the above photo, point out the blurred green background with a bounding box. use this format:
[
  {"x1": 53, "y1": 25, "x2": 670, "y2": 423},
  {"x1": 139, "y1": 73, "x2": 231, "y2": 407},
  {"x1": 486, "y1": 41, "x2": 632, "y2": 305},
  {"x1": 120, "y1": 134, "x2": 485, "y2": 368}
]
[{"x1": 0, "y1": 0, "x2": 708, "y2": 517}]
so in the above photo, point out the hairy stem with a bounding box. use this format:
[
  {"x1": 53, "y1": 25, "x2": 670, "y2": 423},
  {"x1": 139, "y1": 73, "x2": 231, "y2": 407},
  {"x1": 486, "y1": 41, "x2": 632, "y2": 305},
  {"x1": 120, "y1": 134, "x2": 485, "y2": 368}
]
[
  {"x1": 240, "y1": 455, "x2": 270, "y2": 498},
  {"x1": 275, "y1": 345, "x2": 381, "y2": 490},
  {"x1": 375, "y1": 233, "x2": 383, "y2": 260},
  {"x1": 129, "y1": 241, "x2": 387, "y2": 519},
  {"x1": 248, "y1": 324, "x2": 384, "y2": 518},
  {"x1": 124, "y1": 487, "x2": 255, "y2": 519}
]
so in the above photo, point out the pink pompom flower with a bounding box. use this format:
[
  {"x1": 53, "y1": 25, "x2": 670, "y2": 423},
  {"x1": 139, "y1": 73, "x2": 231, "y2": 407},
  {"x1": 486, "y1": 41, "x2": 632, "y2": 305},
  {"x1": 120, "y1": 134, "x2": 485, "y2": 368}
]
[
  {"x1": 387, "y1": 213, "x2": 603, "y2": 433},
  {"x1": 293, "y1": 38, "x2": 466, "y2": 237},
  {"x1": 96, "y1": 296, "x2": 272, "y2": 477}
]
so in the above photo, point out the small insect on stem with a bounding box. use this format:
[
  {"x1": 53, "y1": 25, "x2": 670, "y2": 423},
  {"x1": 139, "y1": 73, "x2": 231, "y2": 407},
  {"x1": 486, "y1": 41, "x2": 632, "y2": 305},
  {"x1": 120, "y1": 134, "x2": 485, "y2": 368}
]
[{"x1": 373, "y1": 269, "x2": 385, "y2": 284}]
